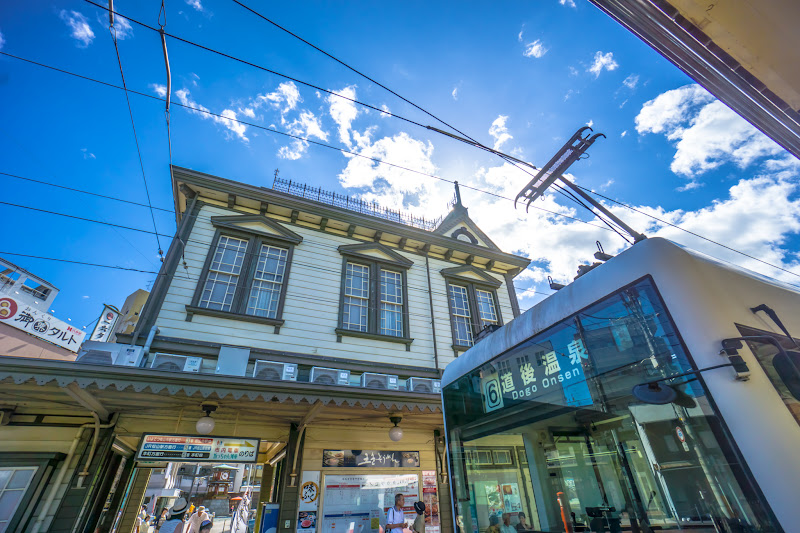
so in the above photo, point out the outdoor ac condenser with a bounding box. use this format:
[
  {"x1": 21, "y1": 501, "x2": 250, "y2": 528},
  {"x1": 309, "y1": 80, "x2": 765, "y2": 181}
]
[
  {"x1": 405, "y1": 377, "x2": 441, "y2": 394},
  {"x1": 310, "y1": 367, "x2": 350, "y2": 386},
  {"x1": 360, "y1": 372, "x2": 399, "y2": 390},
  {"x1": 252, "y1": 360, "x2": 297, "y2": 381},
  {"x1": 150, "y1": 353, "x2": 202, "y2": 373},
  {"x1": 75, "y1": 342, "x2": 144, "y2": 367}
]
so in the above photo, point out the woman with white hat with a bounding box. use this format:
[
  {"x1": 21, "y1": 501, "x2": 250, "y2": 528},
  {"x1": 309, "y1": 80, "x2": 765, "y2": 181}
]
[{"x1": 159, "y1": 498, "x2": 189, "y2": 533}]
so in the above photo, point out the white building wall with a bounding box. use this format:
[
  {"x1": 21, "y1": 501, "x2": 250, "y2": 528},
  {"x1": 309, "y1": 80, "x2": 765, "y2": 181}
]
[{"x1": 154, "y1": 203, "x2": 517, "y2": 371}]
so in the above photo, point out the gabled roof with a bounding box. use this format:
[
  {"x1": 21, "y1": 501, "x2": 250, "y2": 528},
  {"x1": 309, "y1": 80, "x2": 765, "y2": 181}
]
[
  {"x1": 433, "y1": 205, "x2": 501, "y2": 251},
  {"x1": 210, "y1": 214, "x2": 303, "y2": 244},
  {"x1": 440, "y1": 265, "x2": 503, "y2": 288},
  {"x1": 338, "y1": 242, "x2": 414, "y2": 268}
]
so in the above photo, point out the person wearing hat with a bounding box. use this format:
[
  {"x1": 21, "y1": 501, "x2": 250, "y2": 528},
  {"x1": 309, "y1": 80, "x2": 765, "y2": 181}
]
[
  {"x1": 412, "y1": 501, "x2": 426, "y2": 533},
  {"x1": 186, "y1": 505, "x2": 210, "y2": 533},
  {"x1": 159, "y1": 497, "x2": 189, "y2": 533}
]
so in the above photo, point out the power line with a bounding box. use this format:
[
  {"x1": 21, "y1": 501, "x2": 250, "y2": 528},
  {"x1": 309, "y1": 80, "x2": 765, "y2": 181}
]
[
  {"x1": 107, "y1": 20, "x2": 164, "y2": 259},
  {"x1": 578, "y1": 185, "x2": 800, "y2": 279},
  {"x1": 0, "y1": 171, "x2": 174, "y2": 213},
  {"x1": 0, "y1": 51, "x2": 610, "y2": 231},
  {"x1": 0, "y1": 251, "x2": 162, "y2": 275},
  {"x1": 84, "y1": 0, "x2": 428, "y2": 131}
]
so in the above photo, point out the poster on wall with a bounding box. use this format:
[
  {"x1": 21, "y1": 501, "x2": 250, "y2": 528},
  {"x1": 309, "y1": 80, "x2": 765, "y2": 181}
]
[
  {"x1": 482, "y1": 483, "x2": 505, "y2": 520},
  {"x1": 422, "y1": 471, "x2": 440, "y2": 533},
  {"x1": 321, "y1": 474, "x2": 419, "y2": 533},
  {"x1": 500, "y1": 484, "x2": 522, "y2": 513}
]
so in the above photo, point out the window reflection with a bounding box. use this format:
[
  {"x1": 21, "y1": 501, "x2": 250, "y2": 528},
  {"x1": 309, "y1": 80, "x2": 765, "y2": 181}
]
[{"x1": 444, "y1": 278, "x2": 777, "y2": 533}]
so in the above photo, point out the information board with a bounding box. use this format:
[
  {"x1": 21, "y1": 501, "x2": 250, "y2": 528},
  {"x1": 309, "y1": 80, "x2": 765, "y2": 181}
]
[
  {"x1": 0, "y1": 295, "x2": 85, "y2": 352},
  {"x1": 321, "y1": 474, "x2": 419, "y2": 533},
  {"x1": 135, "y1": 434, "x2": 260, "y2": 463}
]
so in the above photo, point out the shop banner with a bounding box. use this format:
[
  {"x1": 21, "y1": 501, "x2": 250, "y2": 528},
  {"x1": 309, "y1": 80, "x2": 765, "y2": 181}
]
[
  {"x1": 135, "y1": 434, "x2": 260, "y2": 463},
  {"x1": 298, "y1": 471, "x2": 320, "y2": 533},
  {"x1": 322, "y1": 474, "x2": 419, "y2": 533},
  {"x1": 89, "y1": 304, "x2": 120, "y2": 342},
  {"x1": 422, "y1": 471, "x2": 441, "y2": 533},
  {"x1": 0, "y1": 295, "x2": 85, "y2": 352},
  {"x1": 322, "y1": 450, "x2": 420, "y2": 468}
]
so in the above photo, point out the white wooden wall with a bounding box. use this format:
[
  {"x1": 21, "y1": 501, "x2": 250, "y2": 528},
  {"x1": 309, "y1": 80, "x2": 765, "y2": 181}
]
[{"x1": 155, "y1": 204, "x2": 515, "y2": 371}]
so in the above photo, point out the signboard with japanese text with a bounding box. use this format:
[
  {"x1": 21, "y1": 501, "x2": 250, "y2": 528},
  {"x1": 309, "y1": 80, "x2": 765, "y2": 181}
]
[
  {"x1": 422, "y1": 471, "x2": 441, "y2": 533},
  {"x1": 89, "y1": 305, "x2": 120, "y2": 342},
  {"x1": 322, "y1": 450, "x2": 420, "y2": 468},
  {"x1": 480, "y1": 337, "x2": 593, "y2": 414},
  {"x1": 0, "y1": 295, "x2": 85, "y2": 352},
  {"x1": 135, "y1": 434, "x2": 260, "y2": 463},
  {"x1": 321, "y1": 474, "x2": 419, "y2": 533}
]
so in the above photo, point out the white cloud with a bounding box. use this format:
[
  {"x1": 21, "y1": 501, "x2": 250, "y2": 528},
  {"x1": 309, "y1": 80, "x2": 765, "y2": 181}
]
[
  {"x1": 150, "y1": 83, "x2": 168, "y2": 98},
  {"x1": 620, "y1": 130, "x2": 627, "y2": 138},
  {"x1": 586, "y1": 119, "x2": 594, "y2": 128},
  {"x1": 256, "y1": 81, "x2": 302, "y2": 115},
  {"x1": 59, "y1": 10, "x2": 94, "y2": 48},
  {"x1": 489, "y1": 115, "x2": 513, "y2": 150},
  {"x1": 82, "y1": 295, "x2": 90, "y2": 299},
  {"x1": 96, "y1": 13, "x2": 133, "y2": 39},
  {"x1": 186, "y1": 0, "x2": 204, "y2": 12},
  {"x1": 279, "y1": 111, "x2": 329, "y2": 159},
  {"x1": 587, "y1": 51, "x2": 618, "y2": 77},
  {"x1": 452, "y1": 87, "x2": 459, "y2": 101},
  {"x1": 564, "y1": 89, "x2": 578, "y2": 101},
  {"x1": 241, "y1": 107, "x2": 255, "y2": 119},
  {"x1": 636, "y1": 84, "x2": 786, "y2": 177},
  {"x1": 568, "y1": 66, "x2": 579, "y2": 76},
  {"x1": 171, "y1": 88, "x2": 248, "y2": 142},
  {"x1": 81, "y1": 148, "x2": 96, "y2": 160},
  {"x1": 622, "y1": 74, "x2": 639, "y2": 90},
  {"x1": 0, "y1": 31, "x2": 6, "y2": 50},
  {"x1": 517, "y1": 29, "x2": 524, "y2": 42},
  {"x1": 380, "y1": 104, "x2": 392, "y2": 117},
  {"x1": 523, "y1": 40, "x2": 548, "y2": 58},
  {"x1": 327, "y1": 86, "x2": 360, "y2": 148},
  {"x1": 560, "y1": 0, "x2": 577, "y2": 7}
]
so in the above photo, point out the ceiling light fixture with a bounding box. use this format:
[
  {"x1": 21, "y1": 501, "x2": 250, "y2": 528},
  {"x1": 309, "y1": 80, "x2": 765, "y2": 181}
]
[
  {"x1": 388, "y1": 415, "x2": 403, "y2": 442},
  {"x1": 196, "y1": 402, "x2": 218, "y2": 435}
]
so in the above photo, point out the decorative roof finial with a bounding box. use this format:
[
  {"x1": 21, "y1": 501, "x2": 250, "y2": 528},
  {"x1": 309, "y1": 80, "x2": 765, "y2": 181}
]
[{"x1": 454, "y1": 180, "x2": 463, "y2": 207}]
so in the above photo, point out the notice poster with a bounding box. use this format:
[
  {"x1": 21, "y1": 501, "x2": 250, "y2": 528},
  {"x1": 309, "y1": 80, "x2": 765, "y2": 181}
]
[
  {"x1": 422, "y1": 471, "x2": 440, "y2": 533},
  {"x1": 482, "y1": 483, "x2": 504, "y2": 520},
  {"x1": 501, "y1": 484, "x2": 522, "y2": 513},
  {"x1": 321, "y1": 474, "x2": 419, "y2": 533},
  {"x1": 298, "y1": 471, "x2": 321, "y2": 533}
]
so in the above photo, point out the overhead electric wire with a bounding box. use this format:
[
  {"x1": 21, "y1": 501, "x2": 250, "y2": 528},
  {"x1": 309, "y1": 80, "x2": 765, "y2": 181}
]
[
  {"x1": 578, "y1": 185, "x2": 800, "y2": 279},
  {"x1": 0, "y1": 51, "x2": 610, "y2": 232},
  {"x1": 107, "y1": 19, "x2": 164, "y2": 259},
  {"x1": 0, "y1": 251, "x2": 163, "y2": 275},
  {"x1": 0, "y1": 171, "x2": 174, "y2": 213},
  {"x1": 84, "y1": 0, "x2": 427, "y2": 131}
]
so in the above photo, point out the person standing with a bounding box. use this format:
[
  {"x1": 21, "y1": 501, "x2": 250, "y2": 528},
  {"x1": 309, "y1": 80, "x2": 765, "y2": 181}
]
[
  {"x1": 500, "y1": 513, "x2": 516, "y2": 533},
  {"x1": 386, "y1": 493, "x2": 407, "y2": 533},
  {"x1": 412, "y1": 502, "x2": 426, "y2": 533},
  {"x1": 159, "y1": 498, "x2": 189, "y2": 533},
  {"x1": 186, "y1": 506, "x2": 210, "y2": 533},
  {"x1": 515, "y1": 513, "x2": 531, "y2": 532}
]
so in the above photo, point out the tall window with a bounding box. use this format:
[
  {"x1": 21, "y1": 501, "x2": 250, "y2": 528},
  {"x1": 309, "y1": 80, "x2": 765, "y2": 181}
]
[
  {"x1": 0, "y1": 467, "x2": 37, "y2": 530},
  {"x1": 443, "y1": 275, "x2": 502, "y2": 351},
  {"x1": 337, "y1": 243, "x2": 413, "y2": 348},
  {"x1": 199, "y1": 235, "x2": 248, "y2": 312},
  {"x1": 246, "y1": 244, "x2": 289, "y2": 319},
  {"x1": 380, "y1": 270, "x2": 404, "y2": 337},
  {"x1": 343, "y1": 263, "x2": 370, "y2": 331},
  {"x1": 189, "y1": 216, "x2": 301, "y2": 329}
]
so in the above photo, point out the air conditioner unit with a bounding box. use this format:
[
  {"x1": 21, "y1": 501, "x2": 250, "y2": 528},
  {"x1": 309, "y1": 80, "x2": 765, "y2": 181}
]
[
  {"x1": 151, "y1": 353, "x2": 202, "y2": 373},
  {"x1": 406, "y1": 377, "x2": 441, "y2": 394},
  {"x1": 252, "y1": 360, "x2": 297, "y2": 381},
  {"x1": 310, "y1": 367, "x2": 350, "y2": 386},
  {"x1": 360, "y1": 372, "x2": 399, "y2": 390},
  {"x1": 76, "y1": 343, "x2": 144, "y2": 367}
]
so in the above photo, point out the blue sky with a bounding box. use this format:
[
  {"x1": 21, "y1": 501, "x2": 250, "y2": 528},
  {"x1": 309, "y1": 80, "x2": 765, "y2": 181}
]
[{"x1": 1, "y1": 0, "x2": 798, "y2": 329}]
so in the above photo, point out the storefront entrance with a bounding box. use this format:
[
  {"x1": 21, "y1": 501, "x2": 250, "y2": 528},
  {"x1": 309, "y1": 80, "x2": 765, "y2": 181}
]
[{"x1": 443, "y1": 278, "x2": 780, "y2": 532}]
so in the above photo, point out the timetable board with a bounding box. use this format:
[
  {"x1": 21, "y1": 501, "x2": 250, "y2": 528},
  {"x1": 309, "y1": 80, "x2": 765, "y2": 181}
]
[{"x1": 321, "y1": 474, "x2": 419, "y2": 533}]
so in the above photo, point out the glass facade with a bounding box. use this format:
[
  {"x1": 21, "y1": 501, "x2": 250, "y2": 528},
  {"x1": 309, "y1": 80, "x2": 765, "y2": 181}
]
[{"x1": 443, "y1": 278, "x2": 778, "y2": 533}]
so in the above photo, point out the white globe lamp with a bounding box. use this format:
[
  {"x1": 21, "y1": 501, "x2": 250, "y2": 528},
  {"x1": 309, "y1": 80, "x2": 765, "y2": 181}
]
[
  {"x1": 196, "y1": 403, "x2": 218, "y2": 435},
  {"x1": 388, "y1": 416, "x2": 403, "y2": 442}
]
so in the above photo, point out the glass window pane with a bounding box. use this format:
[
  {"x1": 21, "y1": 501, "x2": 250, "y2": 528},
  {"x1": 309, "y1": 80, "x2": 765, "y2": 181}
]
[
  {"x1": 476, "y1": 289, "x2": 498, "y2": 327},
  {"x1": 449, "y1": 284, "x2": 473, "y2": 346},
  {"x1": 247, "y1": 244, "x2": 288, "y2": 318},
  {"x1": 0, "y1": 472, "x2": 10, "y2": 491},
  {"x1": 380, "y1": 270, "x2": 403, "y2": 337},
  {"x1": 6, "y1": 469, "x2": 34, "y2": 490},
  {"x1": 343, "y1": 263, "x2": 369, "y2": 331},
  {"x1": 443, "y1": 279, "x2": 779, "y2": 533},
  {"x1": 199, "y1": 236, "x2": 248, "y2": 312},
  {"x1": 0, "y1": 490, "x2": 24, "y2": 520}
]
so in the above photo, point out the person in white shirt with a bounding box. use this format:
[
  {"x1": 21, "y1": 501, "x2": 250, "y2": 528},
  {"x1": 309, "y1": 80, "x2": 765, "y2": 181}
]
[{"x1": 386, "y1": 493, "x2": 407, "y2": 533}]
